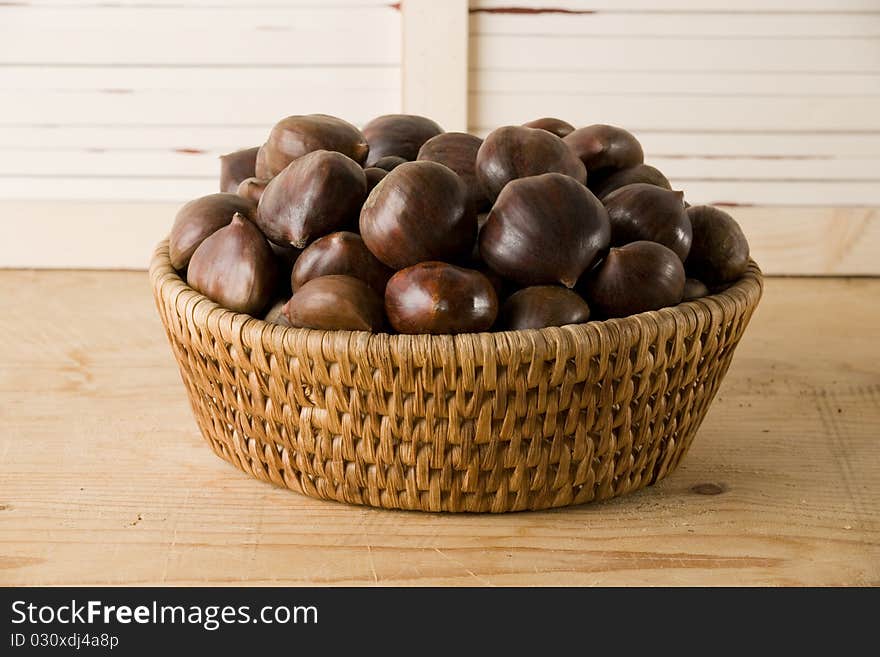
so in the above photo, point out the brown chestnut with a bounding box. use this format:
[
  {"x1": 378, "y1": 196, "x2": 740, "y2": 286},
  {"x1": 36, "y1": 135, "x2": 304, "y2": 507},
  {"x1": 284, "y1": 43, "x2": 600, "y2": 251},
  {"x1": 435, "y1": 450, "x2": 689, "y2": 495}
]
[
  {"x1": 581, "y1": 241, "x2": 685, "y2": 318},
  {"x1": 589, "y1": 163, "x2": 671, "y2": 200},
  {"x1": 186, "y1": 213, "x2": 277, "y2": 316},
  {"x1": 263, "y1": 299, "x2": 292, "y2": 327},
  {"x1": 260, "y1": 114, "x2": 368, "y2": 177},
  {"x1": 360, "y1": 160, "x2": 475, "y2": 269},
  {"x1": 254, "y1": 143, "x2": 271, "y2": 179},
  {"x1": 219, "y1": 146, "x2": 259, "y2": 193},
  {"x1": 362, "y1": 114, "x2": 443, "y2": 166},
  {"x1": 522, "y1": 117, "x2": 575, "y2": 138},
  {"x1": 291, "y1": 231, "x2": 391, "y2": 295},
  {"x1": 417, "y1": 132, "x2": 489, "y2": 213},
  {"x1": 476, "y1": 125, "x2": 587, "y2": 202},
  {"x1": 371, "y1": 155, "x2": 408, "y2": 171},
  {"x1": 284, "y1": 274, "x2": 384, "y2": 332},
  {"x1": 169, "y1": 192, "x2": 257, "y2": 270},
  {"x1": 603, "y1": 183, "x2": 692, "y2": 261},
  {"x1": 499, "y1": 286, "x2": 590, "y2": 330},
  {"x1": 385, "y1": 262, "x2": 498, "y2": 334},
  {"x1": 257, "y1": 150, "x2": 367, "y2": 248},
  {"x1": 479, "y1": 172, "x2": 609, "y2": 288},
  {"x1": 683, "y1": 278, "x2": 709, "y2": 301},
  {"x1": 685, "y1": 205, "x2": 750, "y2": 285},
  {"x1": 236, "y1": 176, "x2": 268, "y2": 203},
  {"x1": 564, "y1": 124, "x2": 644, "y2": 174},
  {"x1": 364, "y1": 166, "x2": 387, "y2": 192}
]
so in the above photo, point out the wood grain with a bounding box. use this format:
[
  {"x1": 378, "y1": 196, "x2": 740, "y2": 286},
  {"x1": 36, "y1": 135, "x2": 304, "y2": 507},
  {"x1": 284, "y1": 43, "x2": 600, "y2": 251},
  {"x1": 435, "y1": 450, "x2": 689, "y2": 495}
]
[{"x1": 0, "y1": 271, "x2": 877, "y2": 585}]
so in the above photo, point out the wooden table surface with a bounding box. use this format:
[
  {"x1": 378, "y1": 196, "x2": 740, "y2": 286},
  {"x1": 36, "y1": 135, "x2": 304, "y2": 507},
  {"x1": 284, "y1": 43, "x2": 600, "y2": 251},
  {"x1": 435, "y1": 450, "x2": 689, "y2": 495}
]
[{"x1": 1, "y1": 271, "x2": 877, "y2": 586}]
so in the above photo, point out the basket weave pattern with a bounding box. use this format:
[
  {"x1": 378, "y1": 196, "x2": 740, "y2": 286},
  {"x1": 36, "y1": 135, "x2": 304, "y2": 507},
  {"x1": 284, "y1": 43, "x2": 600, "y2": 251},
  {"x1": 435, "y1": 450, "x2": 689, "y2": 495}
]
[{"x1": 151, "y1": 240, "x2": 762, "y2": 512}]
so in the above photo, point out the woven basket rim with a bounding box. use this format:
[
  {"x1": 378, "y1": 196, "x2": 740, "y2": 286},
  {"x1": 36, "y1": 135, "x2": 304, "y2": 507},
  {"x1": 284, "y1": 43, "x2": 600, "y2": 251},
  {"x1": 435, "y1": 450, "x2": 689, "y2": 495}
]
[{"x1": 150, "y1": 237, "x2": 763, "y2": 353}]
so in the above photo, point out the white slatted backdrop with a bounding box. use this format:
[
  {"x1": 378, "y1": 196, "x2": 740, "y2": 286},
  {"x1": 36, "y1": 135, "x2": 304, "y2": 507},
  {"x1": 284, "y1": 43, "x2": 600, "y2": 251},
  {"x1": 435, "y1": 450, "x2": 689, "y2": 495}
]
[
  {"x1": 0, "y1": 0, "x2": 401, "y2": 203},
  {"x1": 0, "y1": 0, "x2": 878, "y2": 273}
]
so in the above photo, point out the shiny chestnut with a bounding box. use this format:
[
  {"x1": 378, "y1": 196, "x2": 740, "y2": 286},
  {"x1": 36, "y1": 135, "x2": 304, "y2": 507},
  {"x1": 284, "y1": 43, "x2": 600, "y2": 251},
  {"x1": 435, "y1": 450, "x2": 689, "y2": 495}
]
[
  {"x1": 385, "y1": 262, "x2": 498, "y2": 334},
  {"x1": 581, "y1": 241, "x2": 685, "y2": 318},
  {"x1": 476, "y1": 125, "x2": 587, "y2": 202}
]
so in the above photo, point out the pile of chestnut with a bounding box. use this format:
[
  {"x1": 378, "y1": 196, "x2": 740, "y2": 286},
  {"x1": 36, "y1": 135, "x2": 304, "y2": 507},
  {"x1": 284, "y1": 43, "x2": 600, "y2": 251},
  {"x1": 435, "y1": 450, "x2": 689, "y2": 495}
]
[{"x1": 169, "y1": 113, "x2": 750, "y2": 334}]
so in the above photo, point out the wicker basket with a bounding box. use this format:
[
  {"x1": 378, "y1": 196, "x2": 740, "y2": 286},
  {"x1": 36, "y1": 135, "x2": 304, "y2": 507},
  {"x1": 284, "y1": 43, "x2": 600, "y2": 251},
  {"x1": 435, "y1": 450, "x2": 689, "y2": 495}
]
[{"x1": 150, "y1": 239, "x2": 762, "y2": 512}]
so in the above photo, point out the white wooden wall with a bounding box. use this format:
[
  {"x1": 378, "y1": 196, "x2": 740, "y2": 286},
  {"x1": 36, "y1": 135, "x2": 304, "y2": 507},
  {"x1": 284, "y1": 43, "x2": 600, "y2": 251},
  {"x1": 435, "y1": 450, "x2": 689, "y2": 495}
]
[{"x1": 0, "y1": 0, "x2": 878, "y2": 274}]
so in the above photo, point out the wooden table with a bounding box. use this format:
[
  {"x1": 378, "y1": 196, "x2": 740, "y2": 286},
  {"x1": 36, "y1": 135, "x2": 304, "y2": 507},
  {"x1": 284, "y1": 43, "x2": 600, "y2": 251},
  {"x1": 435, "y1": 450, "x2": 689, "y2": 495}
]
[{"x1": 1, "y1": 271, "x2": 877, "y2": 586}]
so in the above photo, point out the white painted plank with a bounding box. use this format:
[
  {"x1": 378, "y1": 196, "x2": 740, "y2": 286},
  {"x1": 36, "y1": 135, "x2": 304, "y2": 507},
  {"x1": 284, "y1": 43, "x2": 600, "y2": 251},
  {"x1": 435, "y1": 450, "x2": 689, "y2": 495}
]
[
  {"x1": 635, "y1": 132, "x2": 880, "y2": 158},
  {"x1": 0, "y1": 201, "x2": 180, "y2": 270},
  {"x1": 470, "y1": 0, "x2": 880, "y2": 12},
  {"x1": 651, "y1": 156, "x2": 880, "y2": 182},
  {"x1": 733, "y1": 206, "x2": 880, "y2": 276},
  {"x1": 0, "y1": 126, "x2": 268, "y2": 151},
  {"x1": 471, "y1": 36, "x2": 880, "y2": 72},
  {"x1": 402, "y1": 0, "x2": 469, "y2": 131},
  {"x1": 0, "y1": 7, "x2": 400, "y2": 65},
  {"x1": 471, "y1": 12, "x2": 880, "y2": 37},
  {"x1": 0, "y1": 87, "x2": 399, "y2": 126},
  {"x1": 29, "y1": 1, "x2": 386, "y2": 6},
  {"x1": 472, "y1": 70, "x2": 880, "y2": 97},
  {"x1": 0, "y1": 201, "x2": 876, "y2": 275},
  {"x1": 469, "y1": 94, "x2": 880, "y2": 131},
  {"x1": 677, "y1": 181, "x2": 880, "y2": 206},
  {"x1": 0, "y1": 150, "x2": 223, "y2": 178},
  {"x1": 0, "y1": 178, "x2": 212, "y2": 202},
  {"x1": 0, "y1": 66, "x2": 400, "y2": 92}
]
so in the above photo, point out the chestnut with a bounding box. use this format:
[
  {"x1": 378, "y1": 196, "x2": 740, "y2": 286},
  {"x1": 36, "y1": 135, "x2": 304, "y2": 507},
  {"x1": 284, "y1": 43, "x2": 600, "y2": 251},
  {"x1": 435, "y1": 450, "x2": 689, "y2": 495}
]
[
  {"x1": 284, "y1": 274, "x2": 384, "y2": 332},
  {"x1": 385, "y1": 262, "x2": 498, "y2": 334},
  {"x1": 186, "y1": 213, "x2": 277, "y2": 316},
  {"x1": 254, "y1": 143, "x2": 271, "y2": 179},
  {"x1": 417, "y1": 132, "x2": 489, "y2": 213},
  {"x1": 479, "y1": 172, "x2": 609, "y2": 288},
  {"x1": 581, "y1": 241, "x2": 685, "y2": 318},
  {"x1": 603, "y1": 183, "x2": 692, "y2": 261},
  {"x1": 169, "y1": 192, "x2": 257, "y2": 270},
  {"x1": 363, "y1": 166, "x2": 388, "y2": 192},
  {"x1": 260, "y1": 114, "x2": 368, "y2": 177},
  {"x1": 362, "y1": 114, "x2": 443, "y2": 166},
  {"x1": 219, "y1": 146, "x2": 259, "y2": 193},
  {"x1": 522, "y1": 117, "x2": 575, "y2": 138},
  {"x1": 236, "y1": 176, "x2": 268, "y2": 203},
  {"x1": 263, "y1": 299, "x2": 292, "y2": 327},
  {"x1": 683, "y1": 278, "x2": 709, "y2": 301},
  {"x1": 372, "y1": 155, "x2": 408, "y2": 171},
  {"x1": 476, "y1": 125, "x2": 587, "y2": 202},
  {"x1": 564, "y1": 124, "x2": 644, "y2": 174},
  {"x1": 589, "y1": 163, "x2": 671, "y2": 200},
  {"x1": 685, "y1": 205, "x2": 750, "y2": 285},
  {"x1": 360, "y1": 160, "x2": 475, "y2": 269},
  {"x1": 499, "y1": 286, "x2": 590, "y2": 330},
  {"x1": 291, "y1": 231, "x2": 391, "y2": 295},
  {"x1": 257, "y1": 150, "x2": 367, "y2": 248}
]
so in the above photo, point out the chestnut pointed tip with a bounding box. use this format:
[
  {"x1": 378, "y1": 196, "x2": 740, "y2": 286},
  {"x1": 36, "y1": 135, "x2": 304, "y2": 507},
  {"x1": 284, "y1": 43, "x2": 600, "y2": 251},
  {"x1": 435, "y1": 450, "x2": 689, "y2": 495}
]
[{"x1": 559, "y1": 276, "x2": 579, "y2": 289}]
